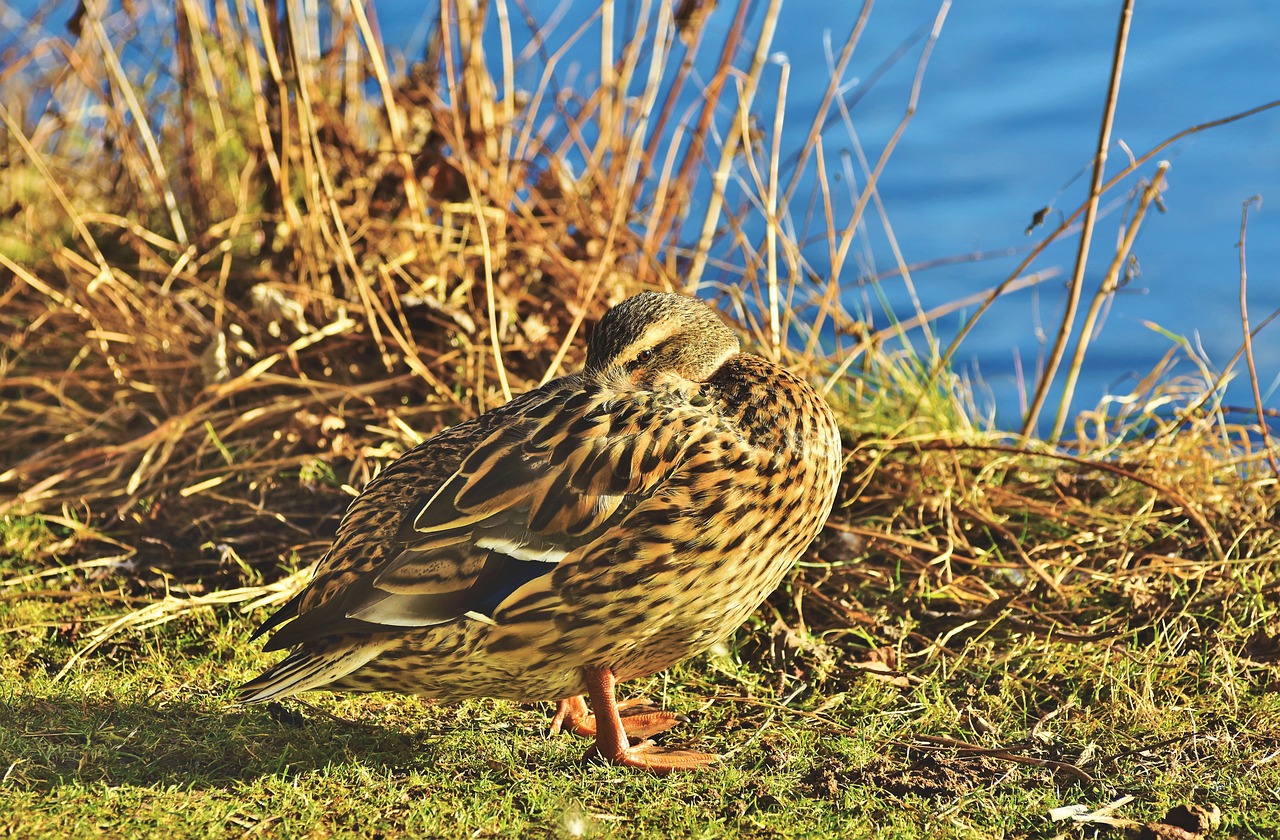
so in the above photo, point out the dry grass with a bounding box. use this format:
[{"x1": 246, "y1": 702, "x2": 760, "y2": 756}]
[
  {"x1": 3, "y1": 1, "x2": 1280, "y2": 835},
  {"x1": 1, "y1": 0, "x2": 883, "y2": 578}
]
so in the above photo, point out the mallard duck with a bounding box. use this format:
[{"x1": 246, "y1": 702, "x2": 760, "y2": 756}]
[{"x1": 239, "y1": 292, "x2": 843, "y2": 772}]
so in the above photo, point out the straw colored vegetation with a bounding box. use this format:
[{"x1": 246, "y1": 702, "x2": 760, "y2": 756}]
[{"x1": 2, "y1": 1, "x2": 1279, "y2": 837}]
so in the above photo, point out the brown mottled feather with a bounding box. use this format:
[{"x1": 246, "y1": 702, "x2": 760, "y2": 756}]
[{"x1": 239, "y1": 292, "x2": 843, "y2": 733}]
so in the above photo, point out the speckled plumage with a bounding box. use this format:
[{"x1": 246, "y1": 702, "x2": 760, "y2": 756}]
[{"x1": 239, "y1": 292, "x2": 843, "y2": 772}]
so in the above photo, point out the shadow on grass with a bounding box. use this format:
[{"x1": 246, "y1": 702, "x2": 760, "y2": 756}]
[{"x1": 0, "y1": 692, "x2": 462, "y2": 790}]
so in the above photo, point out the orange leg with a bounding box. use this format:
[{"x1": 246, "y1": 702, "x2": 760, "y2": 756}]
[
  {"x1": 579, "y1": 665, "x2": 718, "y2": 773},
  {"x1": 551, "y1": 694, "x2": 688, "y2": 740}
]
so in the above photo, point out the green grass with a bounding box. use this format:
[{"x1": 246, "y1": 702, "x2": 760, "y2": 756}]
[{"x1": 4, "y1": 519, "x2": 1279, "y2": 839}]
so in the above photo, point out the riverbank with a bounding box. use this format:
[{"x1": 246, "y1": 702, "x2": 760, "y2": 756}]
[{"x1": 2, "y1": 3, "x2": 1277, "y2": 837}]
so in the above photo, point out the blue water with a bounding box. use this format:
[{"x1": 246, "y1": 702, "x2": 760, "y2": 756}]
[
  {"x1": 830, "y1": 1, "x2": 1280, "y2": 429},
  {"x1": 372, "y1": 0, "x2": 1280, "y2": 431},
  {"x1": 9, "y1": 1, "x2": 1279, "y2": 431}
]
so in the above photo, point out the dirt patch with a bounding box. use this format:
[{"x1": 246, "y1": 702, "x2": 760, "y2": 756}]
[{"x1": 803, "y1": 751, "x2": 1013, "y2": 801}]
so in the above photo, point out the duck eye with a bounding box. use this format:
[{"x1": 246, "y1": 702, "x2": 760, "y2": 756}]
[{"x1": 636, "y1": 349, "x2": 654, "y2": 363}]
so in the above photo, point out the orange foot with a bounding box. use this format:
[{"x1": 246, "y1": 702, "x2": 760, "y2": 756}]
[
  {"x1": 584, "y1": 740, "x2": 720, "y2": 774},
  {"x1": 576, "y1": 665, "x2": 720, "y2": 774},
  {"x1": 551, "y1": 694, "x2": 688, "y2": 740}
]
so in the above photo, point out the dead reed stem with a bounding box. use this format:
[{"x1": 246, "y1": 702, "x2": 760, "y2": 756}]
[
  {"x1": 1237, "y1": 196, "x2": 1279, "y2": 476},
  {"x1": 1055, "y1": 162, "x2": 1170, "y2": 441},
  {"x1": 1024, "y1": 0, "x2": 1134, "y2": 439}
]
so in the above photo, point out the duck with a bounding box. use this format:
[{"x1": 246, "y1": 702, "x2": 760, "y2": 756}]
[{"x1": 238, "y1": 291, "x2": 843, "y2": 773}]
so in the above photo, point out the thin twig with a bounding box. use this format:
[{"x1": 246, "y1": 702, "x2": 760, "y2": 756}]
[
  {"x1": 1053, "y1": 162, "x2": 1169, "y2": 440},
  {"x1": 931, "y1": 97, "x2": 1280, "y2": 407},
  {"x1": 1023, "y1": 0, "x2": 1134, "y2": 439},
  {"x1": 1238, "y1": 196, "x2": 1279, "y2": 476},
  {"x1": 685, "y1": 0, "x2": 783, "y2": 292}
]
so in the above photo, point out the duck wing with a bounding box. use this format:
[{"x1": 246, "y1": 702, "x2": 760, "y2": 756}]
[{"x1": 257, "y1": 377, "x2": 726, "y2": 650}]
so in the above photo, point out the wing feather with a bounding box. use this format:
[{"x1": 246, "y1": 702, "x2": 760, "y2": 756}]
[{"x1": 258, "y1": 376, "x2": 728, "y2": 645}]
